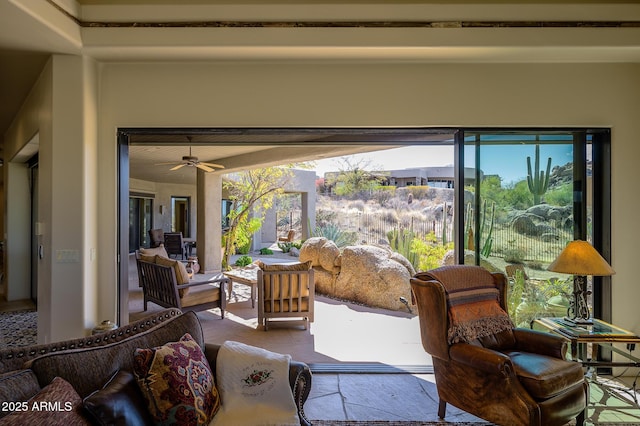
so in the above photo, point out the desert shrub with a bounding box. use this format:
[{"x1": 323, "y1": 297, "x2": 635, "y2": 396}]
[
  {"x1": 405, "y1": 185, "x2": 430, "y2": 199},
  {"x1": 277, "y1": 242, "x2": 293, "y2": 253},
  {"x1": 316, "y1": 209, "x2": 337, "y2": 228},
  {"x1": 411, "y1": 232, "x2": 453, "y2": 272},
  {"x1": 545, "y1": 182, "x2": 572, "y2": 207},
  {"x1": 313, "y1": 223, "x2": 358, "y2": 247},
  {"x1": 237, "y1": 240, "x2": 251, "y2": 255},
  {"x1": 347, "y1": 200, "x2": 366, "y2": 211},
  {"x1": 373, "y1": 186, "x2": 396, "y2": 206},
  {"x1": 526, "y1": 261, "x2": 544, "y2": 270},
  {"x1": 235, "y1": 255, "x2": 253, "y2": 267},
  {"x1": 504, "y1": 247, "x2": 526, "y2": 263},
  {"x1": 381, "y1": 209, "x2": 399, "y2": 224},
  {"x1": 259, "y1": 247, "x2": 274, "y2": 255}
]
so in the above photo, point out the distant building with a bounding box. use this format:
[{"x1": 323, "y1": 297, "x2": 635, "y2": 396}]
[{"x1": 323, "y1": 166, "x2": 481, "y2": 192}]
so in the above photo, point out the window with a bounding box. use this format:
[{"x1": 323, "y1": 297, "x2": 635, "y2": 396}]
[{"x1": 459, "y1": 129, "x2": 611, "y2": 323}]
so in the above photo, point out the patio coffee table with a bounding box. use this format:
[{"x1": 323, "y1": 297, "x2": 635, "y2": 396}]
[{"x1": 223, "y1": 267, "x2": 258, "y2": 308}]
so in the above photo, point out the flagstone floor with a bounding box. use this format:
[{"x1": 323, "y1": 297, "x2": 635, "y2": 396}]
[{"x1": 128, "y1": 258, "x2": 640, "y2": 425}]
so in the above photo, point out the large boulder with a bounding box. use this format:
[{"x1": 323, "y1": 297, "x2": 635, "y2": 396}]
[
  {"x1": 334, "y1": 246, "x2": 413, "y2": 311},
  {"x1": 299, "y1": 239, "x2": 414, "y2": 312},
  {"x1": 299, "y1": 237, "x2": 340, "y2": 273}
]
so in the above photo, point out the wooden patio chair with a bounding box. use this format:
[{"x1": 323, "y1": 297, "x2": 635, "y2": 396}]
[
  {"x1": 148, "y1": 228, "x2": 165, "y2": 248},
  {"x1": 278, "y1": 229, "x2": 296, "y2": 243},
  {"x1": 256, "y1": 261, "x2": 314, "y2": 331},
  {"x1": 135, "y1": 251, "x2": 228, "y2": 316},
  {"x1": 163, "y1": 232, "x2": 187, "y2": 259}
]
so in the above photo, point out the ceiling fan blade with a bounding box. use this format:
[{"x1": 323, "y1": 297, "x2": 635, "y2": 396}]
[
  {"x1": 170, "y1": 164, "x2": 187, "y2": 171},
  {"x1": 155, "y1": 162, "x2": 180, "y2": 166},
  {"x1": 199, "y1": 162, "x2": 225, "y2": 169},
  {"x1": 196, "y1": 164, "x2": 216, "y2": 173}
]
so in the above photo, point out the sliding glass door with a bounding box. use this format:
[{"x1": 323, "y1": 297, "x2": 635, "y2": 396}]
[{"x1": 460, "y1": 130, "x2": 611, "y2": 325}]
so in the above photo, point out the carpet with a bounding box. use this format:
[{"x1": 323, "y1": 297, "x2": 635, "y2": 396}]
[{"x1": 0, "y1": 309, "x2": 37, "y2": 348}]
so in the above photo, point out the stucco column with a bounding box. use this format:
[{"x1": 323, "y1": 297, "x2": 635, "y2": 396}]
[
  {"x1": 197, "y1": 171, "x2": 222, "y2": 273},
  {"x1": 301, "y1": 191, "x2": 315, "y2": 240}
]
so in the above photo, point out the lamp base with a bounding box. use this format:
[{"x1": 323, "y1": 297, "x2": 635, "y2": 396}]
[{"x1": 563, "y1": 316, "x2": 594, "y2": 326}]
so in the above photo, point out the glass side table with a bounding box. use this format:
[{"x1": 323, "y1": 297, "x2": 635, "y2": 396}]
[
  {"x1": 533, "y1": 317, "x2": 640, "y2": 407},
  {"x1": 533, "y1": 317, "x2": 640, "y2": 368}
]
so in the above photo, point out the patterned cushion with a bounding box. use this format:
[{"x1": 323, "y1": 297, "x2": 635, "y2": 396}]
[
  {"x1": 446, "y1": 286, "x2": 514, "y2": 344},
  {"x1": 139, "y1": 244, "x2": 169, "y2": 259},
  {"x1": 0, "y1": 377, "x2": 90, "y2": 425},
  {"x1": 133, "y1": 333, "x2": 220, "y2": 426}
]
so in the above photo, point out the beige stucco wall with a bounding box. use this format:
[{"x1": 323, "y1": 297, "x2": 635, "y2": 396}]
[
  {"x1": 98, "y1": 61, "x2": 639, "y2": 334},
  {"x1": 4, "y1": 55, "x2": 100, "y2": 342},
  {"x1": 5, "y1": 57, "x2": 639, "y2": 342},
  {"x1": 130, "y1": 178, "x2": 198, "y2": 238}
]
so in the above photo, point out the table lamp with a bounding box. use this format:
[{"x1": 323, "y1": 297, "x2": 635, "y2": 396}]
[{"x1": 547, "y1": 240, "x2": 615, "y2": 325}]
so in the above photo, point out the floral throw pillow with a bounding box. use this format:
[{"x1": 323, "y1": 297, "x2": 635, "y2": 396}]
[{"x1": 133, "y1": 333, "x2": 220, "y2": 426}]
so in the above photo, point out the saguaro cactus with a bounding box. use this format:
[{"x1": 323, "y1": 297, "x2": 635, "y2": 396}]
[{"x1": 527, "y1": 144, "x2": 551, "y2": 205}]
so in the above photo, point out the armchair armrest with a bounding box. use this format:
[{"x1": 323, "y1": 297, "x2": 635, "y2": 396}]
[
  {"x1": 177, "y1": 276, "x2": 228, "y2": 299},
  {"x1": 513, "y1": 328, "x2": 567, "y2": 359},
  {"x1": 449, "y1": 343, "x2": 514, "y2": 377}
]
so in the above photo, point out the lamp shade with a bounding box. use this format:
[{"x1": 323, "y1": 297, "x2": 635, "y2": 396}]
[{"x1": 547, "y1": 240, "x2": 615, "y2": 276}]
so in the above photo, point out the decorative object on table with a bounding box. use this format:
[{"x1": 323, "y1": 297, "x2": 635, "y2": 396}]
[
  {"x1": 547, "y1": 239, "x2": 615, "y2": 325},
  {"x1": 92, "y1": 320, "x2": 118, "y2": 335},
  {"x1": 187, "y1": 256, "x2": 200, "y2": 276}
]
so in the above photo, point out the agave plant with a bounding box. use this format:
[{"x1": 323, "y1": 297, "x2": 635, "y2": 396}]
[{"x1": 313, "y1": 222, "x2": 357, "y2": 247}]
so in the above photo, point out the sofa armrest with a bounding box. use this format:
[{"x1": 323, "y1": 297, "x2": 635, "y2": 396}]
[
  {"x1": 289, "y1": 360, "x2": 312, "y2": 426},
  {"x1": 204, "y1": 343, "x2": 312, "y2": 426}
]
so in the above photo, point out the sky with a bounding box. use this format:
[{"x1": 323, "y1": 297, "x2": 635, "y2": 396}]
[{"x1": 310, "y1": 144, "x2": 574, "y2": 185}]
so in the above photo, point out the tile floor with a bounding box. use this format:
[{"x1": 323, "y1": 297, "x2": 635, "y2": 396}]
[{"x1": 127, "y1": 254, "x2": 640, "y2": 425}]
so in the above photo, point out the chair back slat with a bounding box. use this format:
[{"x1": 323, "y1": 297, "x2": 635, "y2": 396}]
[
  {"x1": 257, "y1": 265, "x2": 315, "y2": 330},
  {"x1": 137, "y1": 258, "x2": 181, "y2": 308}
]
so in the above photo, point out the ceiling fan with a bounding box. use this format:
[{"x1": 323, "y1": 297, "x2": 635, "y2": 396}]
[{"x1": 156, "y1": 146, "x2": 224, "y2": 173}]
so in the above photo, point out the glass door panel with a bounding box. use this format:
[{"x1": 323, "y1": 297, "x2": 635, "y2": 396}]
[
  {"x1": 129, "y1": 197, "x2": 153, "y2": 252},
  {"x1": 463, "y1": 132, "x2": 577, "y2": 326}
]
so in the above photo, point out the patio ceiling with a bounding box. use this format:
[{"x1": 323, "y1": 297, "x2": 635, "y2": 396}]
[{"x1": 127, "y1": 128, "x2": 456, "y2": 184}]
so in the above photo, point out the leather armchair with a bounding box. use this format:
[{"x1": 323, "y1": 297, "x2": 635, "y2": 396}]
[{"x1": 410, "y1": 265, "x2": 587, "y2": 426}]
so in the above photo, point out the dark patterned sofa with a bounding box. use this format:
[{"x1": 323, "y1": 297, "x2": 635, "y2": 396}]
[{"x1": 0, "y1": 308, "x2": 312, "y2": 425}]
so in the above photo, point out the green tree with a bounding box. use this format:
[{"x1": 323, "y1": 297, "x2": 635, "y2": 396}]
[
  {"x1": 545, "y1": 182, "x2": 572, "y2": 206},
  {"x1": 222, "y1": 167, "x2": 293, "y2": 270},
  {"x1": 504, "y1": 180, "x2": 533, "y2": 210},
  {"x1": 327, "y1": 156, "x2": 387, "y2": 199}
]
